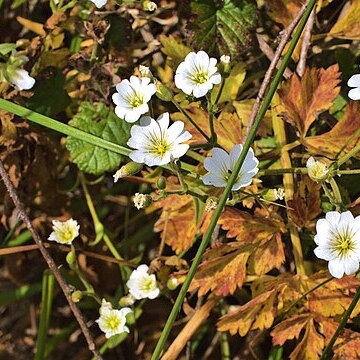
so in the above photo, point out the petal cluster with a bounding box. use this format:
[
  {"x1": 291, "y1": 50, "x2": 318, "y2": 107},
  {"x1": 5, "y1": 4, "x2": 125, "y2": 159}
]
[
  {"x1": 112, "y1": 76, "x2": 157, "y2": 123},
  {"x1": 90, "y1": 0, "x2": 107, "y2": 7},
  {"x1": 314, "y1": 211, "x2": 360, "y2": 278},
  {"x1": 127, "y1": 113, "x2": 191, "y2": 166},
  {"x1": 96, "y1": 300, "x2": 132, "y2": 338},
  {"x1": 126, "y1": 264, "x2": 160, "y2": 300},
  {"x1": 48, "y1": 219, "x2": 80, "y2": 245},
  {"x1": 175, "y1": 51, "x2": 221, "y2": 98},
  {"x1": 202, "y1": 145, "x2": 259, "y2": 191},
  {"x1": 348, "y1": 72, "x2": 360, "y2": 100}
]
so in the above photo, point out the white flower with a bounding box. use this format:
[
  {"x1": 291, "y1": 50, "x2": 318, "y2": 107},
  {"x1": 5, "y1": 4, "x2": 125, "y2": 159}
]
[
  {"x1": 139, "y1": 65, "x2": 151, "y2": 77},
  {"x1": 133, "y1": 193, "x2": 152, "y2": 209},
  {"x1": 127, "y1": 112, "x2": 192, "y2": 166},
  {"x1": 112, "y1": 76, "x2": 157, "y2": 123},
  {"x1": 314, "y1": 211, "x2": 360, "y2": 278},
  {"x1": 220, "y1": 55, "x2": 230, "y2": 64},
  {"x1": 7, "y1": 68, "x2": 35, "y2": 90},
  {"x1": 90, "y1": 0, "x2": 107, "y2": 8},
  {"x1": 96, "y1": 305, "x2": 132, "y2": 339},
  {"x1": 205, "y1": 197, "x2": 218, "y2": 212},
  {"x1": 175, "y1": 51, "x2": 221, "y2": 98},
  {"x1": 274, "y1": 188, "x2": 285, "y2": 201},
  {"x1": 126, "y1": 264, "x2": 160, "y2": 300},
  {"x1": 48, "y1": 219, "x2": 80, "y2": 245},
  {"x1": 142, "y1": 1, "x2": 157, "y2": 11},
  {"x1": 202, "y1": 145, "x2": 259, "y2": 191},
  {"x1": 99, "y1": 298, "x2": 113, "y2": 316},
  {"x1": 306, "y1": 157, "x2": 329, "y2": 183},
  {"x1": 348, "y1": 72, "x2": 360, "y2": 100}
]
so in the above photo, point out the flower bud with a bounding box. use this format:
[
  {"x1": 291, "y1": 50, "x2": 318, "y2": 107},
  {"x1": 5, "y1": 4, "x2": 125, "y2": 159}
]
[
  {"x1": 139, "y1": 65, "x2": 153, "y2": 79},
  {"x1": 71, "y1": 290, "x2": 83, "y2": 303},
  {"x1": 142, "y1": 0, "x2": 157, "y2": 11},
  {"x1": 167, "y1": 277, "x2": 179, "y2": 290},
  {"x1": 113, "y1": 162, "x2": 143, "y2": 182},
  {"x1": 205, "y1": 197, "x2": 218, "y2": 212},
  {"x1": 119, "y1": 294, "x2": 136, "y2": 307},
  {"x1": 66, "y1": 251, "x2": 77, "y2": 266},
  {"x1": 156, "y1": 176, "x2": 166, "y2": 190},
  {"x1": 274, "y1": 188, "x2": 285, "y2": 201},
  {"x1": 306, "y1": 157, "x2": 329, "y2": 183},
  {"x1": 155, "y1": 81, "x2": 173, "y2": 102},
  {"x1": 133, "y1": 193, "x2": 152, "y2": 210}
]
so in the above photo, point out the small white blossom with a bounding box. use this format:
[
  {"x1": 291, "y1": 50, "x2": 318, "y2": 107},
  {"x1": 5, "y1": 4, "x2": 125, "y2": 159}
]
[
  {"x1": 90, "y1": 0, "x2": 107, "y2": 8},
  {"x1": 175, "y1": 51, "x2": 221, "y2": 98},
  {"x1": 348, "y1": 71, "x2": 360, "y2": 100},
  {"x1": 314, "y1": 211, "x2": 360, "y2": 278},
  {"x1": 112, "y1": 76, "x2": 157, "y2": 123},
  {"x1": 126, "y1": 264, "x2": 160, "y2": 300},
  {"x1": 202, "y1": 144, "x2": 259, "y2": 191},
  {"x1": 48, "y1": 219, "x2": 80, "y2": 245},
  {"x1": 306, "y1": 157, "x2": 329, "y2": 183},
  {"x1": 142, "y1": 1, "x2": 157, "y2": 11},
  {"x1": 127, "y1": 112, "x2": 192, "y2": 166},
  {"x1": 133, "y1": 193, "x2": 152, "y2": 209},
  {"x1": 205, "y1": 197, "x2": 218, "y2": 212},
  {"x1": 139, "y1": 65, "x2": 151, "y2": 77},
  {"x1": 96, "y1": 302, "x2": 132, "y2": 338},
  {"x1": 274, "y1": 188, "x2": 285, "y2": 201},
  {"x1": 220, "y1": 55, "x2": 230, "y2": 64}
]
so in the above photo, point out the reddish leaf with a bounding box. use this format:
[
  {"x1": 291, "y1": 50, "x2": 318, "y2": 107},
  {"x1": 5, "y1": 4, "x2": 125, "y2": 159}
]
[
  {"x1": 277, "y1": 65, "x2": 341, "y2": 137},
  {"x1": 305, "y1": 101, "x2": 360, "y2": 159}
]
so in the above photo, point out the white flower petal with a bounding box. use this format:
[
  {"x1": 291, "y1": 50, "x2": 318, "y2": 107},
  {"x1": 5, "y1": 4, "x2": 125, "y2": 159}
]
[
  {"x1": 10, "y1": 68, "x2": 35, "y2": 90},
  {"x1": 344, "y1": 256, "x2": 359, "y2": 275},
  {"x1": 348, "y1": 74, "x2": 360, "y2": 88},
  {"x1": 328, "y1": 258, "x2": 345, "y2": 278},
  {"x1": 348, "y1": 88, "x2": 360, "y2": 100}
]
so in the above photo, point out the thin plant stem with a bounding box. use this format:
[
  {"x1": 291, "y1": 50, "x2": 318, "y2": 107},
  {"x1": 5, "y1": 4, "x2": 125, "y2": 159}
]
[
  {"x1": 171, "y1": 99, "x2": 211, "y2": 142},
  {"x1": 151, "y1": 1, "x2": 317, "y2": 358},
  {"x1": 321, "y1": 285, "x2": 360, "y2": 360},
  {"x1": 219, "y1": 301, "x2": 231, "y2": 360},
  {"x1": 214, "y1": 78, "x2": 226, "y2": 105},
  {"x1": 337, "y1": 143, "x2": 360, "y2": 167}
]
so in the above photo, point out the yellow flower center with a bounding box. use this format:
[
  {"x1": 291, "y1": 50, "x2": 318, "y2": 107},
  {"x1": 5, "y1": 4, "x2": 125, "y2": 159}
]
[
  {"x1": 333, "y1": 228, "x2": 355, "y2": 257},
  {"x1": 192, "y1": 71, "x2": 209, "y2": 84},
  {"x1": 129, "y1": 95, "x2": 143, "y2": 107},
  {"x1": 154, "y1": 142, "x2": 169, "y2": 156},
  {"x1": 141, "y1": 276, "x2": 155, "y2": 292},
  {"x1": 105, "y1": 313, "x2": 122, "y2": 331},
  {"x1": 59, "y1": 227, "x2": 75, "y2": 243}
]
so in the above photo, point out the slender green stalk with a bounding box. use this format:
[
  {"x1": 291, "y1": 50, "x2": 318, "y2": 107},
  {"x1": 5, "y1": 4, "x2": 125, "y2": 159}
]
[
  {"x1": 35, "y1": 271, "x2": 55, "y2": 360},
  {"x1": 329, "y1": 178, "x2": 344, "y2": 211},
  {"x1": 258, "y1": 168, "x2": 360, "y2": 176},
  {"x1": 214, "y1": 78, "x2": 226, "y2": 105},
  {"x1": 321, "y1": 285, "x2": 360, "y2": 360},
  {"x1": 151, "y1": 1, "x2": 318, "y2": 358},
  {"x1": 337, "y1": 143, "x2": 360, "y2": 167},
  {"x1": 220, "y1": 301, "x2": 231, "y2": 360}
]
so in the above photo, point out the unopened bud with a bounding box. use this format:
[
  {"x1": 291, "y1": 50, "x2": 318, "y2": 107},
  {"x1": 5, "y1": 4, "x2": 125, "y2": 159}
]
[
  {"x1": 113, "y1": 162, "x2": 143, "y2": 182},
  {"x1": 167, "y1": 277, "x2": 179, "y2": 290},
  {"x1": 133, "y1": 193, "x2": 152, "y2": 210},
  {"x1": 71, "y1": 290, "x2": 83, "y2": 303},
  {"x1": 142, "y1": 0, "x2": 157, "y2": 11},
  {"x1": 205, "y1": 197, "x2": 218, "y2": 212},
  {"x1": 139, "y1": 65, "x2": 152, "y2": 78},
  {"x1": 66, "y1": 251, "x2": 76, "y2": 266},
  {"x1": 220, "y1": 55, "x2": 230, "y2": 64},
  {"x1": 119, "y1": 294, "x2": 136, "y2": 307},
  {"x1": 156, "y1": 81, "x2": 173, "y2": 102},
  {"x1": 274, "y1": 188, "x2": 285, "y2": 201},
  {"x1": 157, "y1": 176, "x2": 166, "y2": 190},
  {"x1": 306, "y1": 157, "x2": 329, "y2": 183},
  {"x1": 219, "y1": 55, "x2": 231, "y2": 76}
]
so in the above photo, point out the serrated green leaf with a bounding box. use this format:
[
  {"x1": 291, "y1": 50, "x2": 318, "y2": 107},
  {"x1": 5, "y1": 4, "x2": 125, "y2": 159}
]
[
  {"x1": 189, "y1": 0, "x2": 257, "y2": 59},
  {"x1": 66, "y1": 103, "x2": 131, "y2": 175}
]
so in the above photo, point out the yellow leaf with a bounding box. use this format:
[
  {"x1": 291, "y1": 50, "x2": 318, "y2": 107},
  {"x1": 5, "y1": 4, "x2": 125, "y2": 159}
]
[{"x1": 17, "y1": 16, "x2": 46, "y2": 36}]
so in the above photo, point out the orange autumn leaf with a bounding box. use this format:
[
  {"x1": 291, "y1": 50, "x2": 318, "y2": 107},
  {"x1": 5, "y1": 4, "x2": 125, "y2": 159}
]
[
  {"x1": 171, "y1": 104, "x2": 242, "y2": 152},
  {"x1": 266, "y1": 0, "x2": 303, "y2": 27},
  {"x1": 277, "y1": 65, "x2": 341, "y2": 137},
  {"x1": 217, "y1": 289, "x2": 276, "y2": 336},
  {"x1": 189, "y1": 242, "x2": 253, "y2": 296},
  {"x1": 305, "y1": 101, "x2": 360, "y2": 159},
  {"x1": 287, "y1": 176, "x2": 322, "y2": 229},
  {"x1": 153, "y1": 194, "x2": 210, "y2": 254},
  {"x1": 329, "y1": 0, "x2": 360, "y2": 40}
]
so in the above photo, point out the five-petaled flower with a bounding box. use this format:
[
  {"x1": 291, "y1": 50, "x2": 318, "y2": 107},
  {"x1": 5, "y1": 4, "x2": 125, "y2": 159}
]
[
  {"x1": 48, "y1": 219, "x2": 80, "y2": 245},
  {"x1": 126, "y1": 264, "x2": 160, "y2": 300},
  {"x1": 127, "y1": 112, "x2": 191, "y2": 166},
  {"x1": 314, "y1": 211, "x2": 360, "y2": 278},
  {"x1": 348, "y1": 70, "x2": 360, "y2": 100},
  {"x1": 112, "y1": 75, "x2": 157, "y2": 123},
  {"x1": 202, "y1": 144, "x2": 259, "y2": 191},
  {"x1": 175, "y1": 51, "x2": 221, "y2": 98},
  {"x1": 96, "y1": 299, "x2": 132, "y2": 338}
]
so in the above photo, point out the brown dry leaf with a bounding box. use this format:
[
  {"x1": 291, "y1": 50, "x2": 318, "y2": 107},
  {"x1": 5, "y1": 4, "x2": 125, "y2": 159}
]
[
  {"x1": 277, "y1": 65, "x2": 341, "y2": 137},
  {"x1": 287, "y1": 176, "x2": 322, "y2": 229},
  {"x1": 329, "y1": 0, "x2": 360, "y2": 40},
  {"x1": 189, "y1": 242, "x2": 253, "y2": 296},
  {"x1": 217, "y1": 289, "x2": 276, "y2": 336},
  {"x1": 305, "y1": 101, "x2": 360, "y2": 159},
  {"x1": 266, "y1": 0, "x2": 303, "y2": 27},
  {"x1": 153, "y1": 194, "x2": 210, "y2": 254},
  {"x1": 171, "y1": 104, "x2": 243, "y2": 152}
]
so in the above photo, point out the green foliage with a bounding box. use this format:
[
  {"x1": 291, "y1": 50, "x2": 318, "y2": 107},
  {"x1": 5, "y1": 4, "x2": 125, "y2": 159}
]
[
  {"x1": 0, "y1": 43, "x2": 16, "y2": 55},
  {"x1": 189, "y1": 0, "x2": 257, "y2": 58},
  {"x1": 66, "y1": 102, "x2": 131, "y2": 175}
]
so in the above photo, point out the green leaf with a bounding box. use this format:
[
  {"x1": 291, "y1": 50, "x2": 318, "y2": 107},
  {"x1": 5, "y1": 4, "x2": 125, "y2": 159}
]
[
  {"x1": 66, "y1": 102, "x2": 131, "y2": 175},
  {"x1": 25, "y1": 67, "x2": 71, "y2": 117},
  {"x1": 189, "y1": 0, "x2": 257, "y2": 58},
  {"x1": 0, "y1": 43, "x2": 17, "y2": 55}
]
